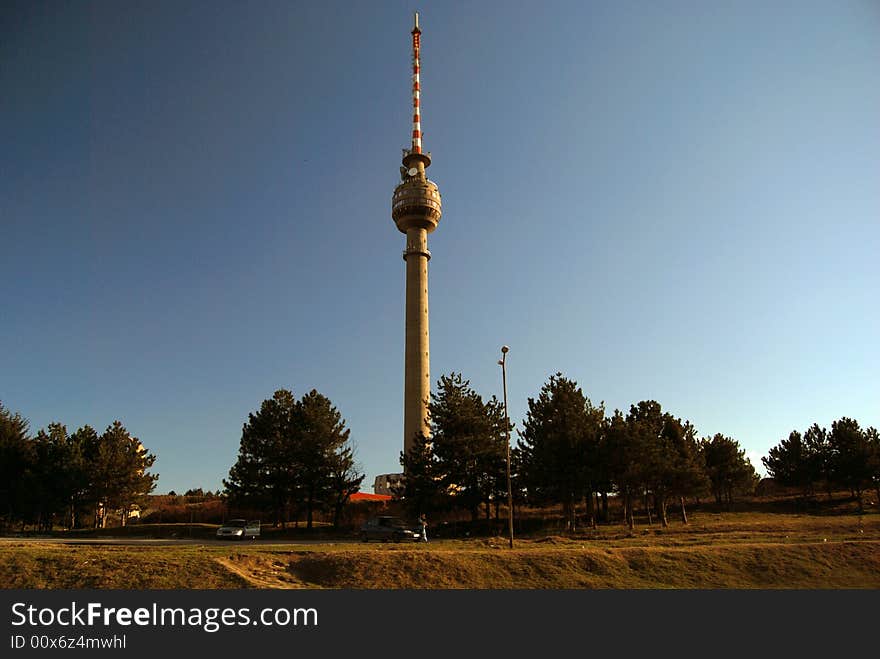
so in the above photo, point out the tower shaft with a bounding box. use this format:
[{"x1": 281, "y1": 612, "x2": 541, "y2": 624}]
[{"x1": 403, "y1": 228, "x2": 430, "y2": 450}]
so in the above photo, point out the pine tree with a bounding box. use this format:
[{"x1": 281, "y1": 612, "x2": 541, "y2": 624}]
[
  {"x1": 763, "y1": 430, "x2": 814, "y2": 497},
  {"x1": 399, "y1": 432, "x2": 442, "y2": 516},
  {"x1": 803, "y1": 423, "x2": 833, "y2": 499},
  {"x1": 224, "y1": 389, "x2": 300, "y2": 527},
  {"x1": 224, "y1": 388, "x2": 362, "y2": 529},
  {"x1": 0, "y1": 402, "x2": 33, "y2": 531},
  {"x1": 297, "y1": 389, "x2": 358, "y2": 529},
  {"x1": 829, "y1": 417, "x2": 874, "y2": 511},
  {"x1": 31, "y1": 423, "x2": 81, "y2": 530},
  {"x1": 605, "y1": 409, "x2": 638, "y2": 528},
  {"x1": 703, "y1": 434, "x2": 756, "y2": 508},
  {"x1": 429, "y1": 373, "x2": 508, "y2": 522},
  {"x1": 624, "y1": 400, "x2": 666, "y2": 526},
  {"x1": 69, "y1": 425, "x2": 99, "y2": 528},
  {"x1": 87, "y1": 421, "x2": 157, "y2": 527},
  {"x1": 660, "y1": 418, "x2": 709, "y2": 525},
  {"x1": 517, "y1": 374, "x2": 603, "y2": 530}
]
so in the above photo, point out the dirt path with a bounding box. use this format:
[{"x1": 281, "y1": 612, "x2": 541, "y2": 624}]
[{"x1": 214, "y1": 556, "x2": 313, "y2": 589}]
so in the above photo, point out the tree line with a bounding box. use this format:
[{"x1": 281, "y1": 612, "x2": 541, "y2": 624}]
[
  {"x1": 223, "y1": 388, "x2": 364, "y2": 529},
  {"x1": 762, "y1": 418, "x2": 880, "y2": 509},
  {"x1": 2, "y1": 387, "x2": 366, "y2": 533},
  {"x1": 0, "y1": 402, "x2": 158, "y2": 531},
  {"x1": 400, "y1": 372, "x2": 759, "y2": 529}
]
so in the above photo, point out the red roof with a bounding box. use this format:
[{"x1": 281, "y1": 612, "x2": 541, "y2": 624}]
[{"x1": 350, "y1": 492, "x2": 392, "y2": 502}]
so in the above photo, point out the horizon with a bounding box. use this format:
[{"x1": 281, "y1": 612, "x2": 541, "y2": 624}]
[{"x1": 2, "y1": 1, "x2": 878, "y2": 494}]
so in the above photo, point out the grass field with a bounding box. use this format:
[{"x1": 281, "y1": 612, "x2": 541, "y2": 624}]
[{"x1": 2, "y1": 508, "x2": 879, "y2": 589}]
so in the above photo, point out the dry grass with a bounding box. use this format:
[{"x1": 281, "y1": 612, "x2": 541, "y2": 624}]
[
  {"x1": 0, "y1": 545, "x2": 250, "y2": 589},
  {"x1": 240, "y1": 540, "x2": 880, "y2": 589},
  {"x1": 2, "y1": 510, "x2": 879, "y2": 589}
]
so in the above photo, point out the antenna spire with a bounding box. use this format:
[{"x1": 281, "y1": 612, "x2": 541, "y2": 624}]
[{"x1": 411, "y1": 12, "x2": 422, "y2": 154}]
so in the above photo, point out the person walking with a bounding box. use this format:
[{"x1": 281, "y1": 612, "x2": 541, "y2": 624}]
[{"x1": 418, "y1": 514, "x2": 428, "y2": 543}]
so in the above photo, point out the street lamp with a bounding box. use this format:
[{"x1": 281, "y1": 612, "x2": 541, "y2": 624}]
[{"x1": 498, "y1": 345, "x2": 514, "y2": 548}]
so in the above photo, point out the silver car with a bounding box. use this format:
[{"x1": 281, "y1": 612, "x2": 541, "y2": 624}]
[
  {"x1": 360, "y1": 516, "x2": 420, "y2": 543},
  {"x1": 216, "y1": 519, "x2": 260, "y2": 540}
]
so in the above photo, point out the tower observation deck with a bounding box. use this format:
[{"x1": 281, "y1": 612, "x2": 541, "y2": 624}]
[{"x1": 392, "y1": 12, "x2": 442, "y2": 461}]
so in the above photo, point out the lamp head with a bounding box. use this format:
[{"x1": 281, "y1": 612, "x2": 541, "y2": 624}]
[{"x1": 501, "y1": 345, "x2": 509, "y2": 354}]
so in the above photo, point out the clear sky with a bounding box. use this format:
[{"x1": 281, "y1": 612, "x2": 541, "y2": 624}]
[{"x1": 2, "y1": 1, "x2": 878, "y2": 495}]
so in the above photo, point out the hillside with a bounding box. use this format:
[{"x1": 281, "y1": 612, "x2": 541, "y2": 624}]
[{"x1": 2, "y1": 508, "x2": 878, "y2": 589}]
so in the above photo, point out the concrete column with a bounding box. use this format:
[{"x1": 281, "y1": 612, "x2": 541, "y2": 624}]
[{"x1": 403, "y1": 226, "x2": 430, "y2": 456}]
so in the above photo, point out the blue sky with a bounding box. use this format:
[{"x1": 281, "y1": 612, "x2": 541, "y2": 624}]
[{"x1": 2, "y1": 0, "x2": 878, "y2": 494}]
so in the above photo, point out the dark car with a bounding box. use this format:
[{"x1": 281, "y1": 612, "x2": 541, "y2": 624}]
[{"x1": 360, "y1": 516, "x2": 420, "y2": 543}]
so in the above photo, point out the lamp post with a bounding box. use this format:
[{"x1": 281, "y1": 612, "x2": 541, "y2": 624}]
[{"x1": 498, "y1": 345, "x2": 514, "y2": 548}]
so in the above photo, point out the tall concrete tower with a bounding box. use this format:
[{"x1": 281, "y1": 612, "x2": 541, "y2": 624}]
[{"x1": 392, "y1": 12, "x2": 442, "y2": 460}]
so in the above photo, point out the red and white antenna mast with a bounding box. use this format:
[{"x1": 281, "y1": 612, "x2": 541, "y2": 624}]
[{"x1": 411, "y1": 12, "x2": 422, "y2": 154}]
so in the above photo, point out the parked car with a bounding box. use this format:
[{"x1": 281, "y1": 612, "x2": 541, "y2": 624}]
[
  {"x1": 216, "y1": 519, "x2": 260, "y2": 540},
  {"x1": 360, "y1": 516, "x2": 420, "y2": 543}
]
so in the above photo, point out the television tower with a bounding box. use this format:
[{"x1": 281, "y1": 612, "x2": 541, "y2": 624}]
[{"x1": 392, "y1": 12, "x2": 442, "y2": 461}]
